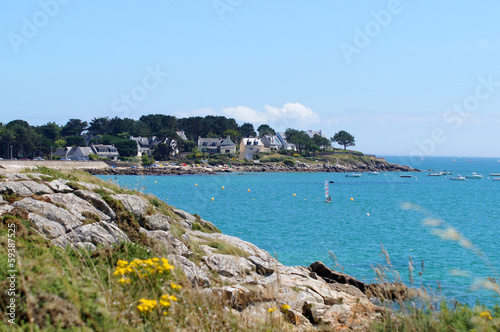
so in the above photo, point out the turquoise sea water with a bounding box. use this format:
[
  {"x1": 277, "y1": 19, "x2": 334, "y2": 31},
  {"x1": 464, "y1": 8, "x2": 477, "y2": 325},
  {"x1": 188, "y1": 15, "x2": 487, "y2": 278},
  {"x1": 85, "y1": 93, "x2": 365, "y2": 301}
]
[{"x1": 99, "y1": 156, "x2": 500, "y2": 306}]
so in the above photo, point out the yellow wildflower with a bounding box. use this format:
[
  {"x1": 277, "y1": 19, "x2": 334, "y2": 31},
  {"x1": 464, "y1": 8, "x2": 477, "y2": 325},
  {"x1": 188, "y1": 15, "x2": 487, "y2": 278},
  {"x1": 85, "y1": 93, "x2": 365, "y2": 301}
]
[
  {"x1": 137, "y1": 299, "x2": 157, "y2": 313},
  {"x1": 480, "y1": 311, "x2": 492, "y2": 320},
  {"x1": 159, "y1": 300, "x2": 170, "y2": 307},
  {"x1": 268, "y1": 307, "x2": 276, "y2": 313},
  {"x1": 170, "y1": 282, "x2": 182, "y2": 290},
  {"x1": 117, "y1": 259, "x2": 128, "y2": 268},
  {"x1": 281, "y1": 304, "x2": 291, "y2": 312},
  {"x1": 118, "y1": 278, "x2": 131, "y2": 285}
]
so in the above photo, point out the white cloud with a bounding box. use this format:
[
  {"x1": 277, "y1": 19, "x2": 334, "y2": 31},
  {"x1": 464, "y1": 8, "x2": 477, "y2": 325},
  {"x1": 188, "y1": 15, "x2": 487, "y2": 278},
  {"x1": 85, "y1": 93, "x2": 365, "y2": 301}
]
[
  {"x1": 176, "y1": 102, "x2": 322, "y2": 131},
  {"x1": 221, "y1": 106, "x2": 268, "y2": 124}
]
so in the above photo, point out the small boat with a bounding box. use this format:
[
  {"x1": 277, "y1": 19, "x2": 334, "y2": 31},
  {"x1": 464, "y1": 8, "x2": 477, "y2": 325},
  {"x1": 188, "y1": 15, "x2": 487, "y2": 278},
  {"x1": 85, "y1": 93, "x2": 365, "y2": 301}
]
[
  {"x1": 492, "y1": 178, "x2": 500, "y2": 181},
  {"x1": 489, "y1": 173, "x2": 500, "y2": 176},
  {"x1": 345, "y1": 173, "x2": 362, "y2": 177},
  {"x1": 466, "y1": 172, "x2": 483, "y2": 179},
  {"x1": 400, "y1": 175, "x2": 412, "y2": 178},
  {"x1": 428, "y1": 172, "x2": 443, "y2": 176},
  {"x1": 368, "y1": 171, "x2": 379, "y2": 175},
  {"x1": 442, "y1": 171, "x2": 452, "y2": 175},
  {"x1": 450, "y1": 175, "x2": 466, "y2": 181}
]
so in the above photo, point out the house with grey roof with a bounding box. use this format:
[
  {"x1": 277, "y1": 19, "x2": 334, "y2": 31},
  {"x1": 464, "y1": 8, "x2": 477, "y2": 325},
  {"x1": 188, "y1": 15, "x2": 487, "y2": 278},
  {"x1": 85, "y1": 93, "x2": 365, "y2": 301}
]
[
  {"x1": 67, "y1": 147, "x2": 93, "y2": 161},
  {"x1": 261, "y1": 135, "x2": 283, "y2": 151},
  {"x1": 131, "y1": 136, "x2": 180, "y2": 157},
  {"x1": 90, "y1": 144, "x2": 119, "y2": 161},
  {"x1": 54, "y1": 146, "x2": 93, "y2": 160},
  {"x1": 276, "y1": 132, "x2": 296, "y2": 151},
  {"x1": 197, "y1": 136, "x2": 236, "y2": 154}
]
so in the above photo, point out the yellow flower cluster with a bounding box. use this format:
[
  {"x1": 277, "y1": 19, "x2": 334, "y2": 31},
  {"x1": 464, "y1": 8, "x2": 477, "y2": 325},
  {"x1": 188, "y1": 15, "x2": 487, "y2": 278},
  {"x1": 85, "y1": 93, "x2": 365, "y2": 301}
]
[
  {"x1": 137, "y1": 299, "x2": 157, "y2": 313},
  {"x1": 281, "y1": 304, "x2": 291, "y2": 312},
  {"x1": 480, "y1": 311, "x2": 492, "y2": 320},
  {"x1": 170, "y1": 282, "x2": 182, "y2": 290},
  {"x1": 268, "y1": 307, "x2": 276, "y2": 313},
  {"x1": 114, "y1": 258, "x2": 174, "y2": 281},
  {"x1": 138, "y1": 294, "x2": 177, "y2": 315}
]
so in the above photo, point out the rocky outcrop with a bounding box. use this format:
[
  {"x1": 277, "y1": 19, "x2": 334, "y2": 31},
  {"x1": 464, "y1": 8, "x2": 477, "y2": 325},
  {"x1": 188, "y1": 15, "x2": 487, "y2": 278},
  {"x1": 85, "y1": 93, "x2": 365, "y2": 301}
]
[
  {"x1": 86, "y1": 160, "x2": 419, "y2": 176},
  {"x1": 111, "y1": 194, "x2": 150, "y2": 219}
]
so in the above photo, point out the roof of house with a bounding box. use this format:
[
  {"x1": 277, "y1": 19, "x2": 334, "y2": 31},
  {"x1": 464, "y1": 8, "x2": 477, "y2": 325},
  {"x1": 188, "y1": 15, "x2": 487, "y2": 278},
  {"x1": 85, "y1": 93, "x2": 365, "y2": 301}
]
[
  {"x1": 242, "y1": 138, "x2": 263, "y2": 146},
  {"x1": 262, "y1": 135, "x2": 282, "y2": 145},
  {"x1": 175, "y1": 131, "x2": 188, "y2": 141},
  {"x1": 220, "y1": 136, "x2": 235, "y2": 146}
]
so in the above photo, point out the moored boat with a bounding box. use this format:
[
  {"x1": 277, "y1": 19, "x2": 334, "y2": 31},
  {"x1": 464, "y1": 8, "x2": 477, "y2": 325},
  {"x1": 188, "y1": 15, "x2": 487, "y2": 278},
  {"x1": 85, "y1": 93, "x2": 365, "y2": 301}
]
[
  {"x1": 400, "y1": 174, "x2": 412, "y2": 178},
  {"x1": 490, "y1": 173, "x2": 500, "y2": 176},
  {"x1": 345, "y1": 173, "x2": 362, "y2": 177},
  {"x1": 450, "y1": 175, "x2": 466, "y2": 181},
  {"x1": 368, "y1": 171, "x2": 379, "y2": 175},
  {"x1": 466, "y1": 172, "x2": 483, "y2": 179}
]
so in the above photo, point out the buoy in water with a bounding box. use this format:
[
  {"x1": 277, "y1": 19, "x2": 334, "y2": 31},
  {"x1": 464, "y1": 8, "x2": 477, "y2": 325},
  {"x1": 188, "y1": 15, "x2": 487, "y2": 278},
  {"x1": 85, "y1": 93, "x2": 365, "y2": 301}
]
[
  {"x1": 350, "y1": 198, "x2": 354, "y2": 201},
  {"x1": 247, "y1": 189, "x2": 250, "y2": 192},
  {"x1": 195, "y1": 183, "x2": 198, "y2": 186},
  {"x1": 222, "y1": 186, "x2": 225, "y2": 189},
  {"x1": 211, "y1": 197, "x2": 214, "y2": 201},
  {"x1": 154, "y1": 181, "x2": 157, "y2": 183},
  {"x1": 367, "y1": 213, "x2": 370, "y2": 216},
  {"x1": 293, "y1": 193, "x2": 296, "y2": 196}
]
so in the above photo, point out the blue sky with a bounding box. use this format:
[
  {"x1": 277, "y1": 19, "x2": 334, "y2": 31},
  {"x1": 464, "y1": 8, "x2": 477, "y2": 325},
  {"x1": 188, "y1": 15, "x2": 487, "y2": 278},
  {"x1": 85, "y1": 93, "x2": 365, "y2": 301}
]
[{"x1": 1, "y1": 1, "x2": 499, "y2": 157}]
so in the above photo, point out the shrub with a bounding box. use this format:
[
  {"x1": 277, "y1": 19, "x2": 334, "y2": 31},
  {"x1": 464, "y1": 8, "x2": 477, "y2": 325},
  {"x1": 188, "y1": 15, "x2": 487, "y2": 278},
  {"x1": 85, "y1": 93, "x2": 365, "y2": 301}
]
[{"x1": 283, "y1": 159, "x2": 295, "y2": 167}]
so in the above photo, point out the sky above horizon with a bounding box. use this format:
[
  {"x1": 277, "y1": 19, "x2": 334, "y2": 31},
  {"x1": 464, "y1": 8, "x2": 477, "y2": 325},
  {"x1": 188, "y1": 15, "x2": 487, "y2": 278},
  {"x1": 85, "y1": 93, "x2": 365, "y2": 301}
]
[{"x1": 1, "y1": 1, "x2": 500, "y2": 157}]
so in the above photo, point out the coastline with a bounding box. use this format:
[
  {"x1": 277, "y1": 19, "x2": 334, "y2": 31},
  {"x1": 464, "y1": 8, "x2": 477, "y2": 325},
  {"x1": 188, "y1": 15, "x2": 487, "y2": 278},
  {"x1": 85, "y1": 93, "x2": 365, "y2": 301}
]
[
  {"x1": 0, "y1": 159, "x2": 419, "y2": 176},
  {"x1": 86, "y1": 162, "x2": 419, "y2": 176}
]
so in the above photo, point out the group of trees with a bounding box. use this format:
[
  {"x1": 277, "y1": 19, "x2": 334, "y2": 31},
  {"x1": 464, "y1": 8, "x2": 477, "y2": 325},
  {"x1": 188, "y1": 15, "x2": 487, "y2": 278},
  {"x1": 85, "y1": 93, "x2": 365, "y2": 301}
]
[
  {"x1": 282, "y1": 129, "x2": 355, "y2": 156},
  {"x1": 0, "y1": 113, "x2": 356, "y2": 160}
]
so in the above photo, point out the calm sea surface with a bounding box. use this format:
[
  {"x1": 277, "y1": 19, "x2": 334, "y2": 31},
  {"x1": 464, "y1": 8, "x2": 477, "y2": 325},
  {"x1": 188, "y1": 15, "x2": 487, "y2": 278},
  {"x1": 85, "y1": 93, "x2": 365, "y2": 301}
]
[{"x1": 98, "y1": 156, "x2": 500, "y2": 306}]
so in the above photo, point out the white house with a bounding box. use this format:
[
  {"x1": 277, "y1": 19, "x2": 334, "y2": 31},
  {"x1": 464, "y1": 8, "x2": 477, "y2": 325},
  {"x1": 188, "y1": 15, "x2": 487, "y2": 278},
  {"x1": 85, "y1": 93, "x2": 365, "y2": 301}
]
[
  {"x1": 306, "y1": 129, "x2": 327, "y2": 139},
  {"x1": 239, "y1": 138, "x2": 265, "y2": 160}
]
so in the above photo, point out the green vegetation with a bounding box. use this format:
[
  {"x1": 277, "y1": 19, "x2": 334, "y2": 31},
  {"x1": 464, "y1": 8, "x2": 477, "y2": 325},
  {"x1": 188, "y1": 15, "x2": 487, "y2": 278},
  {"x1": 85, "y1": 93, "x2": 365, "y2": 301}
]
[
  {"x1": 141, "y1": 154, "x2": 154, "y2": 167},
  {"x1": 331, "y1": 130, "x2": 356, "y2": 150},
  {"x1": 206, "y1": 240, "x2": 249, "y2": 258},
  {"x1": 372, "y1": 301, "x2": 500, "y2": 331}
]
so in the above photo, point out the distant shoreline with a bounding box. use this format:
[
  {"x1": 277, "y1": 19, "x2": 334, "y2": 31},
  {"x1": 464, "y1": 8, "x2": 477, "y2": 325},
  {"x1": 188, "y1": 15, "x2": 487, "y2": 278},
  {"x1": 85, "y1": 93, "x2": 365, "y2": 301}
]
[{"x1": 0, "y1": 159, "x2": 419, "y2": 175}]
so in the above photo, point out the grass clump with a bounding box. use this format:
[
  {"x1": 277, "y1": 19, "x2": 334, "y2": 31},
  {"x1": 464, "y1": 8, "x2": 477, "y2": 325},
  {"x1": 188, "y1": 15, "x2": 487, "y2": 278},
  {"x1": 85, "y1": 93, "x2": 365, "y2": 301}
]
[
  {"x1": 372, "y1": 302, "x2": 500, "y2": 331},
  {"x1": 206, "y1": 240, "x2": 249, "y2": 258},
  {"x1": 81, "y1": 211, "x2": 100, "y2": 225}
]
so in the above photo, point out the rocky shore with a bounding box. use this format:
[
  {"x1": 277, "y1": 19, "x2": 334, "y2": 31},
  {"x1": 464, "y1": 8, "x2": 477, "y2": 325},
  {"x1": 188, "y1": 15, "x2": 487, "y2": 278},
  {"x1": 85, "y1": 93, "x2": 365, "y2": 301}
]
[
  {"x1": 86, "y1": 161, "x2": 418, "y2": 176},
  {"x1": 0, "y1": 169, "x2": 411, "y2": 330}
]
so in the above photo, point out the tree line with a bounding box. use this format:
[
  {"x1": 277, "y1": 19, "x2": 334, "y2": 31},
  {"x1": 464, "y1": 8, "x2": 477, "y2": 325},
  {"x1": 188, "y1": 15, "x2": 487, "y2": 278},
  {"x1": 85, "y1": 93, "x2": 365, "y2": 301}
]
[{"x1": 0, "y1": 114, "x2": 355, "y2": 159}]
